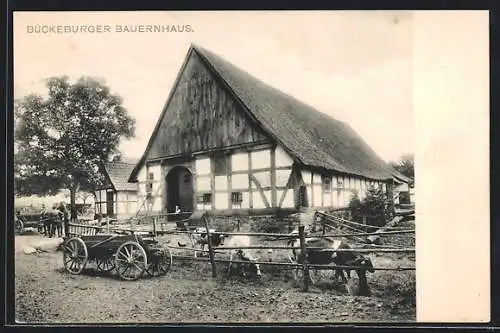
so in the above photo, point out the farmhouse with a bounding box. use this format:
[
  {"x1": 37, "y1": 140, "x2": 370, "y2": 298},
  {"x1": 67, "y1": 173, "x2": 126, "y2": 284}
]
[
  {"x1": 128, "y1": 44, "x2": 397, "y2": 218},
  {"x1": 94, "y1": 158, "x2": 139, "y2": 219}
]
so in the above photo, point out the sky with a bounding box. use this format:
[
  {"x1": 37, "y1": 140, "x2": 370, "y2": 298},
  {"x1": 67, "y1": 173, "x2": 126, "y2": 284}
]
[{"x1": 14, "y1": 11, "x2": 414, "y2": 163}]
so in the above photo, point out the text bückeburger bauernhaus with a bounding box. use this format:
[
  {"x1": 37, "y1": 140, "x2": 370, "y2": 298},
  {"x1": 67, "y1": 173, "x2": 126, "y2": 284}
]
[{"x1": 27, "y1": 24, "x2": 194, "y2": 34}]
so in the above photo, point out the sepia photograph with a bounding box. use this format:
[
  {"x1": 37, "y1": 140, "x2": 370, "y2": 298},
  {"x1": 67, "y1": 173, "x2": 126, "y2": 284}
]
[{"x1": 12, "y1": 10, "x2": 487, "y2": 325}]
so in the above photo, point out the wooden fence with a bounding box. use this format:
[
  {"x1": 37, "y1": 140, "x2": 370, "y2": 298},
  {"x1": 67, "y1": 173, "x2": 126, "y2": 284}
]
[{"x1": 66, "y1": 210, "x2": 415, "y2": 294}]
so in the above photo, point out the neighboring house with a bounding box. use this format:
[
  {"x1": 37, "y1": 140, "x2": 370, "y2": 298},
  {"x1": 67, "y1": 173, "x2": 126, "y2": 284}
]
[
  {"x1": 128, "y1": 44, "x2": 397, "y2": 218},
  {"x1": 94, "y1": 158, "x2": 139, "y2": 219},
  {"x1": 392, "y1": 169, "x2": 413, "y2": 204}
]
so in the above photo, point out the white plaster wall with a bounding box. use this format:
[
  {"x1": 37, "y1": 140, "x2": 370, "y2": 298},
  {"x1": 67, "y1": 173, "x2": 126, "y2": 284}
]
[
  {"x1": 251, "y1": 149, "x2": 271, "y2": 169},
  {"x1": 275, "y1": 169, "x2": 292, "y2": 187},
  {"x1": 282, "y1": 189, "x2": 295, "y2": 208},
  {"x1": 214, "y1": 176, "x2": 227, "y2": 191},
  {"x1": 231, "y1": 174, "x2": 248, "y2": 190},
  {"x1": 252, "y1": 192, "x2": 266, "y2": 209},
  {"x1": 137, "y1": 165, "x2": 147, "y2": 182},
  {"x1": 138, "y1": 183, "x2": 146, "y2": 195},
  {"x1": 275, "y1": 146, "x2": 294, "y2": 167},
  {"x1": 196, "y1": 176, "x2": 211, "y2": 192},
  {"x1": 154, "y1": 197, "x2": 163, "y2": 211},
  {"x1": 214, "y1": 193, "x2": 228, "y2": 210},
  {"x1": 253, "y1": 171, "x2": 271, "y2": 188},
  {"x1": 195, "y1": 157, "x2": 211, "y2": 175},
  {"x1": 323, "y1": 193, "x2": 332, "y2": 207},
  {"x1": 231, "y1": 153, "x2": 248, "y2": 171},
  {"x1": 313, "y1": 185, "x2": 322, "y2": 207},
  {"x1": 301, "y1": 170, "x2": 312, "y2": 186}
]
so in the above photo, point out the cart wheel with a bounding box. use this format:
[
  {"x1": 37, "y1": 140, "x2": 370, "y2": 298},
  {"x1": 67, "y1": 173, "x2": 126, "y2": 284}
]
[
  {"x1": 114, "y1": 241, "x2": 147, "y2": 281},
  {"x1": 63, "y1": 237, "x2": 88, "y2": 275},
  {"x1": 146, "y1": 246, "x2": 173, "y2": 277},
  {"x1": 96, "y1": 258, "x2": 115, "y2": 273},
  {"x1": 15, "y1": 219, "x2": 24, "y2": 234}
]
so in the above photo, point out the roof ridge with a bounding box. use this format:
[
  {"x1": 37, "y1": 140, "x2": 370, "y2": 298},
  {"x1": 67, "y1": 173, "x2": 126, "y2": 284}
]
[
  {"x1": 192, "y1": 44, "x2": 393, "y2": 180},
  {"x1": 192, "y1": 45, "x2": 348, "y2": 128}
]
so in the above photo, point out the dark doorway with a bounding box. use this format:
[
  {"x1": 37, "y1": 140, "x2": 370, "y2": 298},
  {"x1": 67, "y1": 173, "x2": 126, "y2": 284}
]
[
  {"x1": 106, "y1": 191, "x2": 114, "y2": 217},
  {"x1": 166, "y1": 166, "x2": 194, "y2": 220}
]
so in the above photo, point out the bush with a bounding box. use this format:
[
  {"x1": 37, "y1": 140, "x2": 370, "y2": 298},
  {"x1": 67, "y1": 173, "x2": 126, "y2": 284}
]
[
  {"x1": 348, "y1": 187, "x2": 393, "y2": 228},
  {"x1": 210, "y1": 217, "x2": 238, "y2": 233},
  {"x1": 249, "y1": 217, "x2": 289, "y2": 234},
  {"x1": 348, "y1": 191, "x2": 363, "y2": 224}
]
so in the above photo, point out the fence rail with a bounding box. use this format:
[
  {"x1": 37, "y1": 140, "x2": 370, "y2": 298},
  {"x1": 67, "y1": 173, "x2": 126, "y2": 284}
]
[
  {"x1": 67, "y1": 210, "x2": 415, "y2": 295},
  {"x1": 171, "y1": 255, "x2": 415, "y2": 271}
]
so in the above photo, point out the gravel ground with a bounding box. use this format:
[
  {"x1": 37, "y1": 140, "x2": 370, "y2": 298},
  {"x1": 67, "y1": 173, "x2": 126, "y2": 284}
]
[{"x1": 15, "y1": 223, "x2": 416, "y2": 324}]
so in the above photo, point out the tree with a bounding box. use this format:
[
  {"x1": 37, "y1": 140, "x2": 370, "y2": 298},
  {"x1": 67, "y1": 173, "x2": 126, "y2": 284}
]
[
  {"x1": 390, "y1": 153, "x2": 414, "y2": 181},
  {"x1": 348, "y1": 186, "x2": 393, "y2": 229},
  {"x1": 14, "y1": 76, "x2": 135, "y2": 219}
]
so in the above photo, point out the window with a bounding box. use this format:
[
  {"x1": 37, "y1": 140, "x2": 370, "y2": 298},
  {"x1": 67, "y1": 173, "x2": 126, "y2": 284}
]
[
  {"x1": 322, "y1": 177, "x2": 332, "y2": 192},
  {"x1": 183, "y1": 174, "x2": 190, "y2": 184},
  {"x1": 231, "y1": 191, "x2": 243, "y2": 204},
  {"x1": 213, "y1": 155, "x2": 229, "y2": 176},
  {"x1": 148, "y1": 172, "x2": 154, "y2": 180},
  {"x1": 197, "y1": 193, "x2": 212, "y2": 205}
]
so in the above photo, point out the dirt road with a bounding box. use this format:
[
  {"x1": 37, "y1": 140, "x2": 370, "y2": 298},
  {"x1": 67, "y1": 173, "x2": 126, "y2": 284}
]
[{"x1": 15, "y1": 241, "x2": 415, "y2": 323}]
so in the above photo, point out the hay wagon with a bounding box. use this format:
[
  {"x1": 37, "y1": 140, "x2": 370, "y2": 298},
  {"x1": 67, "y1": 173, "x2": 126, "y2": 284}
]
[{"x1": 62, "y1": 233, "x2": 173, "y2": 281}]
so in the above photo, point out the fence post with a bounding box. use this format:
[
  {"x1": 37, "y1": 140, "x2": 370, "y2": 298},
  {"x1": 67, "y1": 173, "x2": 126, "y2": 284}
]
[
  {"x1": 298, "y1": 225, "x2": 309, "y2": 292},
  {"x1": 204, "y1": 214, "x2": 217, "y2": 278},
  {"x1": 237, "y1": 218, "x2": 240, "y2": 231},
  {"x1": 153, "y1": 217, "x2": 157, "y2": 237},
  {"x1": 106, "y1": 217, "x2": 110, "y2": 234}
]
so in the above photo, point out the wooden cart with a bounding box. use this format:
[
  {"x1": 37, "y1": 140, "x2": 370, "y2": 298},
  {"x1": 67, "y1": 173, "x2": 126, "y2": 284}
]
[{"x1": 62, "y1": 233, "x2": 172, "y2": 281}]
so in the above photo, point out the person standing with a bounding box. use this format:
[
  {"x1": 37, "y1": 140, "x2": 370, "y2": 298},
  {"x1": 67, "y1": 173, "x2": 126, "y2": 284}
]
[
  {"x1": 59, "y1": 202, "x2": 69, "y2": 238},
  {"x1": 39, "y1": 204, "x2": 51, "y2": 237}
]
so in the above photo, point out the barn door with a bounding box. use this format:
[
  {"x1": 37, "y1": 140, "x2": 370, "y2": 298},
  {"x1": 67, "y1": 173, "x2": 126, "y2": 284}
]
[{"x1": 106, "y1": 191, "x2": 114, "y2": 217}]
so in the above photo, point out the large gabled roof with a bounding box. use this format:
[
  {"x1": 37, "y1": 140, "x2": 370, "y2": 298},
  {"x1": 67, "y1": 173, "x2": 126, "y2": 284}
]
[{"x1": 130, "y1": 44, "x2": 395, "y2": 181}]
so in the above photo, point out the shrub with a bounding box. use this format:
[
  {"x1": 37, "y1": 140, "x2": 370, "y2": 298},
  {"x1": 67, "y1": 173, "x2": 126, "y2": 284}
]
[
  {"x1": 348, "y1": 187, "x2": 393, "y2": 228},
  {"x1": 249, "y1": 217, "x2": 289, "y2": 234},
  {"x1": 348, "y1": 191, "x2": 363, "y2": 223},
  {"x1": 210, "y1": 217, "x2": 238, "y2": 233}
]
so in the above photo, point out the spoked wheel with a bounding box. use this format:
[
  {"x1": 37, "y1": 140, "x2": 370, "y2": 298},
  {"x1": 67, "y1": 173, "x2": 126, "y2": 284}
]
[
  {"x1": 63, "y1": 237, "x2": 88, "y2": 275},
  {"x1": 96, "y1": 258, "x2": 115, "y2": 273},
  {"x1": 15, "y1": 219, "x2": 24, "y2": 234},
  {"x1": 146, "y1": 247, "x2": 173, "y2": 277},
  {"x1": 114, "y1": 241, "x2": 148, "y2": 281}
]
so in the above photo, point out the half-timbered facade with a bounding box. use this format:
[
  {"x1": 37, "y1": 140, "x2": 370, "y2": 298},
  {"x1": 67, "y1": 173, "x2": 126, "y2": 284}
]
[
  {"x1": 129, "y1": 45, "x2": 397, "y2": 217},
  {"x1": 94, "y1": 159, "x2": 139, "y2": 219}
]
